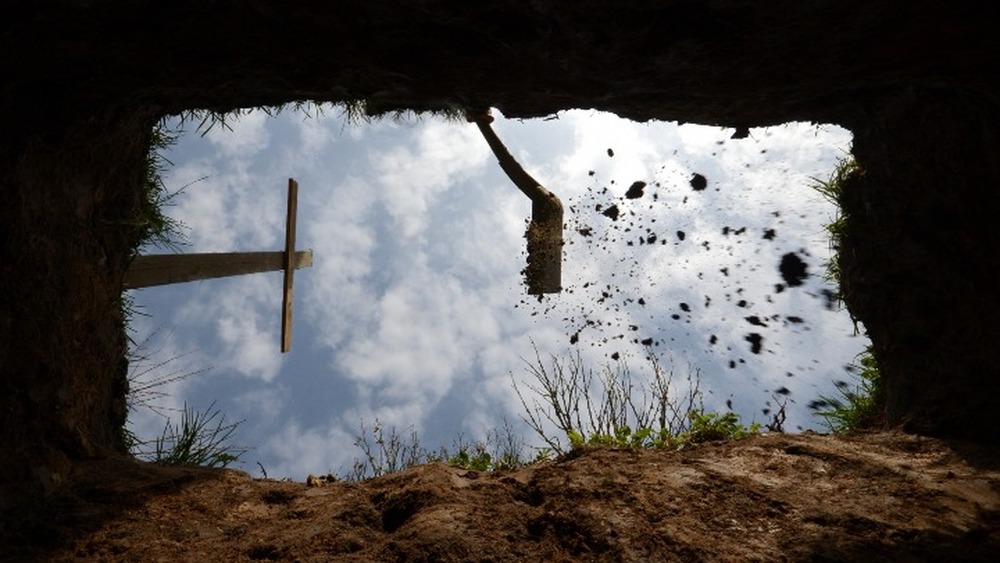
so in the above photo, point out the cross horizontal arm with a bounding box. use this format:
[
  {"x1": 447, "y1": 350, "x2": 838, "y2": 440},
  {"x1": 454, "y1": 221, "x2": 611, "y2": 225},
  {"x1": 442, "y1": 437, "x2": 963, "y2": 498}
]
[{"x1": 124, "y1": 250, "x2": 313, "y2": 289}]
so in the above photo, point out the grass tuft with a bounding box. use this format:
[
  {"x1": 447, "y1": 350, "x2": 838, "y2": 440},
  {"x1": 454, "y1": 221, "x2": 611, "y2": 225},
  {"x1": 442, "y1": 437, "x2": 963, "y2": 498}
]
[
  {"x1": 809, "y1": 155, "x2": 860, "y2": 311},
  {"x1": 147, "y1": 401, "x2": 245, "y2": 468},
  {"x1": 131, "y1": 122, "x2": 190, "y2": 256},
  {"x1": 813, "y1": 346, "x2": 884, "y2": 433},
  {"x1": 807, "y1": 155, "x2": 886, "y2": 433}
]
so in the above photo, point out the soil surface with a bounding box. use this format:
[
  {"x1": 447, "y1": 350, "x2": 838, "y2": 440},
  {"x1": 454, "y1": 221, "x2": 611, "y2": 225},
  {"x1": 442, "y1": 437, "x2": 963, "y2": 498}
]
[{"x1": 5, "y1": 430, "x2": 998, "y2": 562}]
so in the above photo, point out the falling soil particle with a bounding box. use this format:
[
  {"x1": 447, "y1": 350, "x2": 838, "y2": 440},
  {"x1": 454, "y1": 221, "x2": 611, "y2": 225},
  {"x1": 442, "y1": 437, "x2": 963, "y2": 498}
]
[
  {"x1": 745, "y1": 332, "x2": 764, "y2": 354},
  {"x1": 602, "y1": 204, "x2": 620, "y2": 220},
  {"x1": 625, "y1": 180, "x2": 646, "y2": 199},
  {"x1": 820, "y1": 288, "x2": 838, "y2": 310},
  {"x1": 607, "y1": 148, "x2": 614, "y2": 157},
  {"x1": 779, "y1": 252, "x2": 808, "y2": 287},
  {"x1": 690, "y1": 172, "x2": 708, "y2": 191},
  {"x1": 731, "y1": 126, "x2": 751, "y2": 139}
]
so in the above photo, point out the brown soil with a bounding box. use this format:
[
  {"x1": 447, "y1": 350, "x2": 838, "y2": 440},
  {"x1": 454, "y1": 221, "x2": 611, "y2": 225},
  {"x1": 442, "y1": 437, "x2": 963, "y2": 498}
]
[{"x1": 6, "y1": 431, "x2": 998, "y2": 562}]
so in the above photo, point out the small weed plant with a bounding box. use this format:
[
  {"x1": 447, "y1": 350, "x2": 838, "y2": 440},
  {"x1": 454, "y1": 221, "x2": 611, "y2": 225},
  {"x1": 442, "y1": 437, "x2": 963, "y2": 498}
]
[
  {"x1": 684, "y1": 411, "x2": 760, "y2": 445},
  {"x1": 344, "y1": 347, "x2": 763, "y2": 481},
  {"x1": 514, "y1": 347, "x2": 759, "y2": 455},
  {"x1": 565, "y1": 410, "x2": 759, "y2": 451},
  {"x1": 346, "y1": 418, "x2": 433, "y2": 479},
  {"x1": 344, "y1": 417, "x2": 532, "y2": 481}
]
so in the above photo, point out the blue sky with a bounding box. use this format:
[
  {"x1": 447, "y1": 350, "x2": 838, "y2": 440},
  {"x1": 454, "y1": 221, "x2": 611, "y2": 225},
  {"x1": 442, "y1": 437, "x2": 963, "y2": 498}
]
[{"x1": 126, "y1": 107, "x2": 865, "y2": 479}]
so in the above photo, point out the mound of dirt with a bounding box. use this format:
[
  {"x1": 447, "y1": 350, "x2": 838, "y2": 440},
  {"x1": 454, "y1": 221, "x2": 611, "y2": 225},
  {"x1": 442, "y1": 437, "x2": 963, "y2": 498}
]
[{"x1": 4, "y1": 431, "x2": 998, "y2": 561}]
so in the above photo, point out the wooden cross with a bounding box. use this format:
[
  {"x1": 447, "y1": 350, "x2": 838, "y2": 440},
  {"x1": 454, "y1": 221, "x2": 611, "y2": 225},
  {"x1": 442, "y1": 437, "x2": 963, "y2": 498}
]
[{"x1": 124, "y1": 178, "x2": 313, "y2": 353}]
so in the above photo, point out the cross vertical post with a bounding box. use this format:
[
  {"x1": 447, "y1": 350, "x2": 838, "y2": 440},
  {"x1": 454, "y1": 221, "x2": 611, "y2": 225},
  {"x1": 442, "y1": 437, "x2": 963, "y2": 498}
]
[{"x1": 281, "y1": 178, "x2": 299, "y2": 353}]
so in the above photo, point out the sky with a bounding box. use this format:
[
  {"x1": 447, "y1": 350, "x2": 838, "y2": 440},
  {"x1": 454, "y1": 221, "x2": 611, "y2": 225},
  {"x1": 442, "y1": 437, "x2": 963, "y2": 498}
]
[{"x1": 126, "y1": 106, "x2": 866, "y2": 480}]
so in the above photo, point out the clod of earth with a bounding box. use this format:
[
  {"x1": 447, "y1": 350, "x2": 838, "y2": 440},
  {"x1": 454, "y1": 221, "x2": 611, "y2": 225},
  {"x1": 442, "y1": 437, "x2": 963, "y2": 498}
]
[
  {"x1": 690, "y1": 173, "x2": 708, "y2": 191},
  {"x1": 625, "y1": 180, "x2": 646, "y2": 199},
  {"x1": 779, "y1": 252, "x2": 808, "y2": 287},
  {"x1": 745, "y1": 332, "x2": 764, "y2": 354}
]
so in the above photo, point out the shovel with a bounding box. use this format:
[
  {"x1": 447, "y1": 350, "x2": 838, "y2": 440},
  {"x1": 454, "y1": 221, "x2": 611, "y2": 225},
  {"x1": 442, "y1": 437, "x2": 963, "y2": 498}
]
[{"x1": 468, "y1": 108, "x2": 563, "y2": 294}]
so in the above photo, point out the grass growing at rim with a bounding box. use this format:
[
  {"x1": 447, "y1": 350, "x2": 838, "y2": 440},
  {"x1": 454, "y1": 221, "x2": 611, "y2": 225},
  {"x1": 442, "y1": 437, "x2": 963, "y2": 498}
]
[
  {"x1": 808, "y1": 155, "x2": 885, "y2": 432},
  {"x1": 131, "y1": 124, "x2": 190, "y2": 256},
  {"x1": 813, "y1": 346, "x2": 884, "y2": 433},
  {"x1": 123, "y1": 329, "x2": 246, "y2": 468},
  {"x1": 810, "y1": 154, "x2": 861, "y2": 321},
  {"x1": 148, "y1": 401, "x2": 245, "y2": 468}
]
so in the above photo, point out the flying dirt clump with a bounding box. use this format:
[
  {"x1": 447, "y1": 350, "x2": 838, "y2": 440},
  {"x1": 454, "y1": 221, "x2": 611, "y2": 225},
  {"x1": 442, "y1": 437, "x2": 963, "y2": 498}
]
[
  {"x1": 690, "y1": 173, "x2": 708, "y2": 191},
  {"x1": 625, "y1": 181, "x2": 646, "y2": 199},
  {"x1": 779, "y1": 252, "x2": 808, "y2": 287}
]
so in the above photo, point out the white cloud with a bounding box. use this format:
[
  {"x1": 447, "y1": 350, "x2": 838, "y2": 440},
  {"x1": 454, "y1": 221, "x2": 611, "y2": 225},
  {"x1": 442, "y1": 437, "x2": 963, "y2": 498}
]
[
  {"x1": 167, "y1": 161, "x2": 283, "y2": 253},
  {"x1": 234, "y1": 386, "x2": 288, "y2": 421},
  {"x1": 260, "y1": 420, "x2": 357, "y2": 478},
  {"x1": 553, "y1": 110, "x2": 683, "y2": 185},
  {"x1": 158, "y1": 274, "x2": 284, "y2": 383},
  {"x1": 336, "y1": 272, "x2": 498, "y2": 399},
  {"x1": 305, "y1": 175, "x2": 380, "y2": 351},
  {"x1": 371, "y1": 119, "x2": 490, "y2": 239},
  {"x1": 296, "y1": 114, "x2": 337, "y2": 155},
  {"x1": 204, "y1": 110, "x2": 271, "y2": 158}
]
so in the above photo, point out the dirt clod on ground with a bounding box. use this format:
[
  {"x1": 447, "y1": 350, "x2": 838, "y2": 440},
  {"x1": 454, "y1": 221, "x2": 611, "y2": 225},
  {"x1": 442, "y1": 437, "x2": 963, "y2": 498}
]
[{"x1": 5, "y1": 431, "x2": 999, "y2": 561}]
